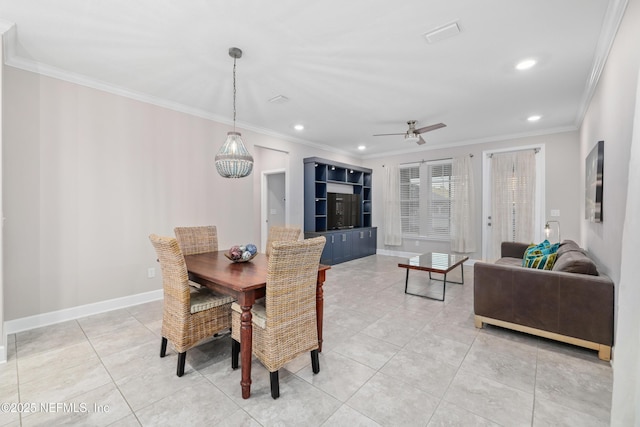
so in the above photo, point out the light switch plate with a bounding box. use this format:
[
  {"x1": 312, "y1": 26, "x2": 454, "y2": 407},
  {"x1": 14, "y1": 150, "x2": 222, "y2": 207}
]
[{"x1": 550, "y1": 209, "x2": 560, "y2": 217}]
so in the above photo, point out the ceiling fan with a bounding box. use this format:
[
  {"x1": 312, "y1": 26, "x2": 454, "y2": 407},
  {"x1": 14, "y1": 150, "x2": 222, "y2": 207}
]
[{"x1": 374, "y1": 120, "x2": 446, "y2": 145}]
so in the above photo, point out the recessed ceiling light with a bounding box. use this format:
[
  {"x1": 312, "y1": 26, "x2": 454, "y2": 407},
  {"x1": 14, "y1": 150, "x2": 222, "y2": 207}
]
[
  {"x1": 516, "y1": 59, "x2": 537, "y2": 70},
  {"x1": 358, "y1": 145, "x2": 366, "y2": 150},
  {"x1": 527, "y1": 115, "x2": 542, "y2": 122},
  {"x1": 293, "y1": 124, "x2": 304, "y2": 131}
]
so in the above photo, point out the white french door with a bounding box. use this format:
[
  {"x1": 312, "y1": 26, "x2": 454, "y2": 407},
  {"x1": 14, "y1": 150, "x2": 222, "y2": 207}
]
[{"x1": 482, "y1": 145, "x2": 545, "y2": 261}]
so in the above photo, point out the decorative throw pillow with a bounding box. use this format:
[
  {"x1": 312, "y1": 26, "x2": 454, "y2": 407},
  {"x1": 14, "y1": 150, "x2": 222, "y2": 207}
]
[
  {"x1": 522, "y1": 240, "x2": 551, "y2": 266},
  {"x1": 524, "y1": 251, "x2": 557, "y2": 269},
  {"x1": 522, "y1": 240, "x2": 560, "y2": 270}
]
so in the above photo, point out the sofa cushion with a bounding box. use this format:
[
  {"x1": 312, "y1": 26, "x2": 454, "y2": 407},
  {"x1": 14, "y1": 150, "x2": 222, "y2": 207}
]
[
  {"x1": 552, "y1": 249, "x2": 598, "y2": 275},
  {"x1": 557, "y1": 240, "x2": 581, "y2": 257},
  {"x1": 495, "y1": 257, "x2": 524, "y2": 267}
]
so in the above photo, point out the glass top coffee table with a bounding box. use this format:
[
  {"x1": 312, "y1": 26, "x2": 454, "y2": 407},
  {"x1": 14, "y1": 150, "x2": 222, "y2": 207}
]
[{"x1": 398, "y1": 252, "x2": 469, "y2": 301}]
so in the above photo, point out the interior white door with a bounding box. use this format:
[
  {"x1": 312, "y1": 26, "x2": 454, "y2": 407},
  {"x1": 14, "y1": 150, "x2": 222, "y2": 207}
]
[
  {"x1": 261, "y1": 169, "x2": 287, "y2": 252},
  {"x1": 267, "y1": 173, "x2": 286, "y2": 227}
]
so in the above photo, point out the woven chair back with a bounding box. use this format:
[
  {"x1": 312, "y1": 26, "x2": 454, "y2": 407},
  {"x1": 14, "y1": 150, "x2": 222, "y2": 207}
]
[
  {"x1": 174, "y1": 225, "x2": 218, "y2": 255},
  {"x1": 265, "y1": 225, "x2": 301, "y2": 256}
]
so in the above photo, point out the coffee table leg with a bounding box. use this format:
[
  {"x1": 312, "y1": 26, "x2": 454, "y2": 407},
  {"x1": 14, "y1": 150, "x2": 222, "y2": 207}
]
[
  {"x1": 404, "y1": 268, "x2": 410, "y2": 293},
  {"x1": 442, "y1": 274, "x2": 447, "y2": 301}
]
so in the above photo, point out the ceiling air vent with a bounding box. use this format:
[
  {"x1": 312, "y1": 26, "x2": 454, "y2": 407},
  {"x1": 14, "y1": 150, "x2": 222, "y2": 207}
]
[
  {"x1": 424, "y1": 21, "x2": 461, "y2": 44},
  {"x1": 268, "y1": 95, "x2": 289, "y2": 104}
]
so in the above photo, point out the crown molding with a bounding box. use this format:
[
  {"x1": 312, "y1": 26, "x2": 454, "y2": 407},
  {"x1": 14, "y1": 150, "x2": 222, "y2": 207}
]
[
  {"x1": 574, "y1": 0, "x2": 629, "y2": 126},
  {"x1": 0, "y1": 18, "x2": 14, "y2": 34},
  {"x1": 0, "y1": 19, "x2": 16, "y2": 64}
]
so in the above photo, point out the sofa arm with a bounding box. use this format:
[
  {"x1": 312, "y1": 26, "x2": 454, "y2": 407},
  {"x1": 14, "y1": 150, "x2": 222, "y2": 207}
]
[
  {"x1": 501, "y1": 242, "x2": 530, "y2": 259},
  {"x1": 474, "y1": 262, "x2": 517, "y2": 322}
]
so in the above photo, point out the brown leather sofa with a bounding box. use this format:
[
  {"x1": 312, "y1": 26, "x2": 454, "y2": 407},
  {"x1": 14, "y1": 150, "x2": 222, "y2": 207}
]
[{"x1": 474, "y1": 240, "x2": 614, "y2": 360}]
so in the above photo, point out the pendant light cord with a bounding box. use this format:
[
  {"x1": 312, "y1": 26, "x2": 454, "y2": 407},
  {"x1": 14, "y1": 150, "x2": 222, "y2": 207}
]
[{"x1": 233, "y1": 56, "x2": 237, "y2": 131}]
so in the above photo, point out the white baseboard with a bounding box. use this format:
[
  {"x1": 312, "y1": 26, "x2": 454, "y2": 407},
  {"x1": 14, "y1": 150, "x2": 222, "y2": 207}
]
[
  {"x1": 4, "y1": 289, "x2": 163, "y2": 336},
  {"x1": 0, "y1": 345, "x2": 5, "y2": 364}
]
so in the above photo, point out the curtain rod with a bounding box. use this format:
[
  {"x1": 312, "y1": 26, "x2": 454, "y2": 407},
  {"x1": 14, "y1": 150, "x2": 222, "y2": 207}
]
[
  {"x1": 487, "y1": 147, "x2": 539, "y2": 158},
  {"x1": 383, "y1": 153, "x2": 473, "y2": 167}
]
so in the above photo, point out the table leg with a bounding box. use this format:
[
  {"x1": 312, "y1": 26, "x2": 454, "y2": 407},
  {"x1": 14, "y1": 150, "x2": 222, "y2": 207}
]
[
  {"x1": 316, "y1": 271, "x2": 325, "y2": 352},
  {"x1": 404, "y1": 268, "x2": 410, "y2": 293},
  {"x1": 442, "y1": 274, "x2": 447, "y2": 301},
  {"x1": 240, "y1": 305, "x2": 253, "y2": 399},
  {"x1": 405, "y1": 268, "x2": 445, "y2": 301}
]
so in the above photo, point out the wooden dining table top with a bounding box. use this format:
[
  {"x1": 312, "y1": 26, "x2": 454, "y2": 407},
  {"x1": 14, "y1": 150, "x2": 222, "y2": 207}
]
[
  {"x1": 184, "y1": 250, "x2": 330, "y2": 293},
  {"x1": 185, "y1": 251, "x2": 269, "y2": 293}
]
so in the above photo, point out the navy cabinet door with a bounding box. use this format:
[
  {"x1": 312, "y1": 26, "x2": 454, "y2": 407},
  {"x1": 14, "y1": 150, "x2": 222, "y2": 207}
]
[
  {"x1": 319, "y1": 234, "x2": 333, "y2": 265},
  {"x1": 332, "y1": 232, "x2": 352, "y2": 264}
]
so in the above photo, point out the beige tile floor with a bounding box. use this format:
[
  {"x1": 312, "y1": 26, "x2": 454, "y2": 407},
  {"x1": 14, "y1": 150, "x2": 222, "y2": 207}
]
[{"x1": 0, "y1": 255, "x2": 613, "y2": 426}]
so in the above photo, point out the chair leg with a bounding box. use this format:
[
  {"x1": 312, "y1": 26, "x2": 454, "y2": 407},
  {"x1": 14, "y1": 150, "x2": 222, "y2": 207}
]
[
  {"x1": 177, "y1": 352, "x2": 186, "y2": 377},
  {"x1": 270, "y1": 371, "x2": 280, "y2": 399},
  {"x1": 160, "y1": 337, "x2": 168, "y2": 357},
  {"x1": 231, "y1": 339, "x2": 240, "y2": 369},
  {"x1": 311, "y1": 349, "x2": 320, "y2": 374}
]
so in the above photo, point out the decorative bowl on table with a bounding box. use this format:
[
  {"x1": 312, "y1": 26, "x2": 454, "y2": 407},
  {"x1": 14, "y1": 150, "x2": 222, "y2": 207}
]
[{"x1": 224, "y1": 244, "x2": 258, "y2": 263}]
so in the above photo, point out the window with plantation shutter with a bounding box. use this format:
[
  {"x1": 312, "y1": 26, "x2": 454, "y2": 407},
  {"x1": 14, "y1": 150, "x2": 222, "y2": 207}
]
[
  {"x1": 399, "y1": 160, "x2": 452, "y2": 240},
  {"x1": 399, "y1": 165, "x2": 420, "y2": 235},
  {"x1": 427, "y1": 161, "x2": 452, "y2": 240}
]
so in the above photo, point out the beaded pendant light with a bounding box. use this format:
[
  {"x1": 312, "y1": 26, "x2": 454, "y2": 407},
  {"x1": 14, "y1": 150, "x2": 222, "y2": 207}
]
[{"x1": 215, "y1": 47, "x2": 254, "y2": 178}]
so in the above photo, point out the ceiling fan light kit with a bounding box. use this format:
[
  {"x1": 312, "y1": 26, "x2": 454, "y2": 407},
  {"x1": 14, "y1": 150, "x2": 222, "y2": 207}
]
[{"x1": 404, "y1": 133, "x2": 421, "y2": 144}]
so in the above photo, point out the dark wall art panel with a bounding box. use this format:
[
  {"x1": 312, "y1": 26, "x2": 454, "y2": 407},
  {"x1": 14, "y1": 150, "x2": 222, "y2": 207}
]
[{"x1": 585, "y1": 140, "x2": 604, "y2": 223}]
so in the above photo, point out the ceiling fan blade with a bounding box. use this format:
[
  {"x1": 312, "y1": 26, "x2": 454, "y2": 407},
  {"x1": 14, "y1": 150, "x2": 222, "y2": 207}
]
[
  {"x1": 415, "y1": 123, "x2": 447, "y2": 134},
  {"x1": 416, "y1": 135, "x2": 426, "y2": 145},
  {"x1": 373, "y1": 133, "x2": 406, "y2": 137}
]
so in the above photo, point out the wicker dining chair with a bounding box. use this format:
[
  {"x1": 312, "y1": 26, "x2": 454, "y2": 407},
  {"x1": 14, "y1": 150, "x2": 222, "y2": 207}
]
[
  {"x1": 265, "y1": 225, "x2": 301, "y2": 256},
  {"x1": 230, "y1": 236, "x2": 326, "y2": 399},
  {"x1": 174, "y1": 226, "x2": 218, "y2": 289},
  {"x1": 149, "y1": 234, "x2": 234, "y2": 377},
  {"x1": 174, "y1": 225, "x2": 218, "y2": 255}
]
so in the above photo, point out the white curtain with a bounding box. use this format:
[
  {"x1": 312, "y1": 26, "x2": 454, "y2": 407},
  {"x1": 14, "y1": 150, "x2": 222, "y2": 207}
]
[
  {"x1": 450, "y1": 155, "x2": 476, "y2": 253},
  {"x1": 383, "y1": 165, "x2": 402, "y2": 246},
  {"x1": 490, "y1": 150, "x2": 536, "y2": 260}
]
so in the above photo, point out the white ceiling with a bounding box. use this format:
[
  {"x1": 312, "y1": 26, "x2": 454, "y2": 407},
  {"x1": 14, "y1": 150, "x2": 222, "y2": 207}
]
[{"x1": 0, "y1": 0, "x2": 624, "y2": 158}]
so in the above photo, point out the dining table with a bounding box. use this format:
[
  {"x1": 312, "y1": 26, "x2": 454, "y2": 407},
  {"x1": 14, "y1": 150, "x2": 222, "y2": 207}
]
[{"x1": 183, "y1": 250, "x2": 330, "y2": 399}]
